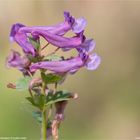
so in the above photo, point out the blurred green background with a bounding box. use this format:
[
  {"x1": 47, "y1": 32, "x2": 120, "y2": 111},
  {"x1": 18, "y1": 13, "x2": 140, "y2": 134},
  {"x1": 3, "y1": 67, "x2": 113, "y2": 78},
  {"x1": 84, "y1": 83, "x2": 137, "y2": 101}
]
[{"x1": 0, "y1": 0, "x2": 140, "y2": 140}]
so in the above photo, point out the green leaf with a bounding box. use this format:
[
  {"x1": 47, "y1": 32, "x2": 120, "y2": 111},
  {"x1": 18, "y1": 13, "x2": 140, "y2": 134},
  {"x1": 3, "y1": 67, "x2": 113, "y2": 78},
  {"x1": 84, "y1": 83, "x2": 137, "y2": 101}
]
[
  {"x1": 44, "y1": 54, "x2": 63, "y2": 61},
  {"x1": 41, "y1": 73, "x2": 63, "y2": 84},
  {"x1": 26, "y1": 94, "x2": 46, "y2": 110},
  {"x1": 32, "y1": 111, "x2": 42, "y2": 123},
  {"x1": 26, "y1": 97, "x2": 34, "y2": 104},
  {"x1": 16, "y1": 76, "x2": 31, "y2": 91},
  {"x1": 33, "y1": 94, "x2": 46, "y2": 110},
  {"x1": 29, "y1": 36, "x2": 40, "y2": 50},
  {"x1": 45, "y1": 90, "x2": 71, "y2": 106}
]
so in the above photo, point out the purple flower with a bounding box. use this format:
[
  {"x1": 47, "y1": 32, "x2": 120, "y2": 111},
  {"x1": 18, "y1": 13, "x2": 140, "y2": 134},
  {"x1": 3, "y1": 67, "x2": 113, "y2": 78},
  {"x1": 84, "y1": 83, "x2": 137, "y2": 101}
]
[
  {"x1": 19, "y1": 11, "x2": 74, "y2": 36},
  {"x1": 30, "y1": 52, "x2": 100, "y2": 74},
  {"x1": 19, "y1": 11, "x2": 86, "y2": 36},
  {"x1": 6, "y1": 50, "x2": 31, "y2": 75},
  {"x1": 10, "y1": 24, "x2": 37, "y2": 56},
  {"x1": 7, "y1": 50, "x2": 25, "y2": 68},
  {"x1": 32, "y1": 30, "x2": 85, "y2": 49},
  {"x1": 30, "y1": 56, "x2": 84, "y2": 73}
]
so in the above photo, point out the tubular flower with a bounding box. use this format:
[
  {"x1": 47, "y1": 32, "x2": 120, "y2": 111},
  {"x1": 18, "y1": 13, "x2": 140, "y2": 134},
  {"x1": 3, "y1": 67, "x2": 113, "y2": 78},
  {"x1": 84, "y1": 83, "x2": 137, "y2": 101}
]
[
  {"x1": 30, "y1": 56, "x2": 84, "y2": 73},
  {"x1": 19, "y1": 11, "x2": 86, "y2": 36},
  {"x1": 6, "y1": 50, "x2": 31, "y2": 75},
  {"x1": 31, "y1": 30, "x2": 85, "y2": 49},
  {"x1": 19, "y1": 11, "x2": 74, "y2": 36},
  {"x1": 30, "y1": 53, "x2": 100, "y2": 74}
]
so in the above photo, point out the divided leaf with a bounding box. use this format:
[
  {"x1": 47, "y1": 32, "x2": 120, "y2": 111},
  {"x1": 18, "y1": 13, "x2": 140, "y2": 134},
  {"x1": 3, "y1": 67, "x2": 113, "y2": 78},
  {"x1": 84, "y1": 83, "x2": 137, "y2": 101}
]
[
  {"x1": 26, "y1": 90, "x2": 72, "y2": 108},
  {"x1": 33, "y1": 94, "x2": 46, "y2": 109},
  {"x1": 16, "y1": 76, "x2": 31, "y2": 91},
  {"x1": 26, "y1": 94, "x2": 46, "y2": 110},
  {"x1": 46, "y1": 90, "x2": 71, "y2": 106}
]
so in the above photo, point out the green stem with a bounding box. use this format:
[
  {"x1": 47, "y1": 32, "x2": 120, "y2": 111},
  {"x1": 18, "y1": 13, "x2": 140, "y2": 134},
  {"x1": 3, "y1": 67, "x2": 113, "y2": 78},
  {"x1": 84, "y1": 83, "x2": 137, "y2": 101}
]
[{"x1": 41, "y1": 110, "x2": 47, "y2": 140}]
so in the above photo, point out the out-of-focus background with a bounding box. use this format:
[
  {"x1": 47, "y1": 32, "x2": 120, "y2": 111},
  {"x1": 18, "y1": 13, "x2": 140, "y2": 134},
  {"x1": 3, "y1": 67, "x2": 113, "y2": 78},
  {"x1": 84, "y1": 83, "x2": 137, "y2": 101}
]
[{"x1": 0, "y1": 0, "x2": 140, "y2": 140}]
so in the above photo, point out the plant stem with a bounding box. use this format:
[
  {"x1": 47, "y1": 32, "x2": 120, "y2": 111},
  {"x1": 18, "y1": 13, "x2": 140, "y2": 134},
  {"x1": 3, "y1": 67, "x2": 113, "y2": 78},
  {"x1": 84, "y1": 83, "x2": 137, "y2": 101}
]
[
  {"x1": 41, "y1": 43, "x2": 49, "y2": 51},
  {"x1": 41, "y1": 110, "x2": 47, "y2": 140}
]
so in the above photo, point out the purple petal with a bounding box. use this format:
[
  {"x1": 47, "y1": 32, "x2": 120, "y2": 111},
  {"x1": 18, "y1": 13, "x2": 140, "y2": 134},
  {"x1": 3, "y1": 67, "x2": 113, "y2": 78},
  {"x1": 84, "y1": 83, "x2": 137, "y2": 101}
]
[
  {"x1": 84, "y1": 39, "x2": 96, "y2": 52},
  {"x1": 86, "y1": 53, "x2": 101, "y2": 70},
  {"x1": 19, "y1": 22, "x2": 72, "y2": 36},
  {"x1": 78, "y1": 39, "x2": 96, "y2": 53},
  {"x1": 72, "y1": 17, "x2": 87, "y2": 33},
  {"x1": 14, "y1": 32, "x2": 36, "y2": 56},
  {"x1": 9, "y1": 23, "x2": 25, "y2": 42},
  {"x1": 6, "y1": 50, "x2": 31, "y2": 76},
  {"x1": 9, "y1": 23, "x2": 36, "y2": 56},
  {"x1": 30, "y1": 56, "x2": 84, "y2": 73}
]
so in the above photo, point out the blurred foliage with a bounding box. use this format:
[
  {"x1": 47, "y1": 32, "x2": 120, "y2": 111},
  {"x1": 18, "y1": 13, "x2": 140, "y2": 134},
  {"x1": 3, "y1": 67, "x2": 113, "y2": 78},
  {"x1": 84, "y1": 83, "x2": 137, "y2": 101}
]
[{"x1": 0, "y1": 0, "x2": 140, "y2": 139}]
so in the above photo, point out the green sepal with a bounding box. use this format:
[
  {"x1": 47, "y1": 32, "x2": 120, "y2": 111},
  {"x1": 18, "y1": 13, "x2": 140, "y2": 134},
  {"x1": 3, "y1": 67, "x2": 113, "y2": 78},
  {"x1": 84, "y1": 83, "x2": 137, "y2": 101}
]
[{"x1": 16, "y1": 76, "x2": 31, "y2": 91}]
